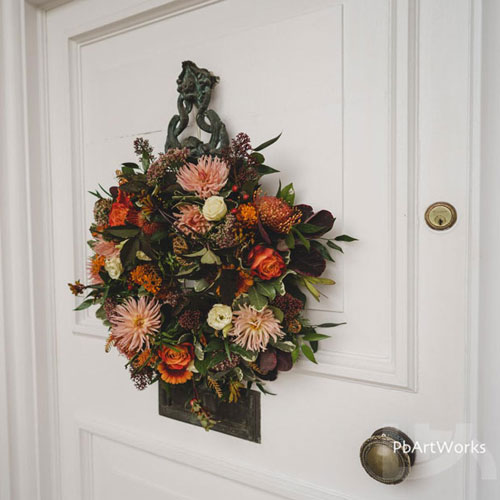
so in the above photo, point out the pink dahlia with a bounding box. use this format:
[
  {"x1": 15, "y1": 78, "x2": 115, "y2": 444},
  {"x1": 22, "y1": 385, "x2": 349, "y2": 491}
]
[
  {"x1": 174, "y1": 204, "x2": 211, "y2": 236},
  {"x1": 111, "y1": 297, "x2": 161, "y2": 356},
  {"x1": 93, "y1": 236, "x2": 120, "y2": 258},
  {"x1": 176, "y1": 155, "x2": 229, "y2": 199},
  {"x1": 229, "y1": 304, "x2": 284, "y2": 352}
]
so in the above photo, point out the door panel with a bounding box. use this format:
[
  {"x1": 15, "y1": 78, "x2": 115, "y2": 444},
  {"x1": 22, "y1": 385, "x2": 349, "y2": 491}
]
[{"x1": 47, "y1": 0, "x2": 476, "y2": 498}]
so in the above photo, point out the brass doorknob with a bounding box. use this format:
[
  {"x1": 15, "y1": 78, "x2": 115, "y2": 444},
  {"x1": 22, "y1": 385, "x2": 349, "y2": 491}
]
[{"x1": 360, "y1": 427, "x2": 416, "y2": 485}]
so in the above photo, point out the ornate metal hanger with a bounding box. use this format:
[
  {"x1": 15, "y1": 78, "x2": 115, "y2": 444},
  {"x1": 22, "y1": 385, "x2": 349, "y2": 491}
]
[{"x1": 165, "y1": 61, "x2": 229, "y2": 156}]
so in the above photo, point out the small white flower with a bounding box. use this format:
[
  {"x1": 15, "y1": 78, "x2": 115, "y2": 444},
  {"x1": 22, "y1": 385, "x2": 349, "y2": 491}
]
[
  {"x1": 136, "y1": 250, "x2": 152, "y2": 261},
  {"x1": 105, "y1": 255, "x2": 123, "y2": 280},
  {"x1": 207, "y1": 304, "x2": 232, "y2": 330},
  {"x1": 202, "y1": 196, "x2": 227, "y2": 221}
]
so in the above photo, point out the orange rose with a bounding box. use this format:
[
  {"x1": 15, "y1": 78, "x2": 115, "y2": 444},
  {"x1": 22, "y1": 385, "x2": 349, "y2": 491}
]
[
  {"x1": 108, "y1": 190, "x2": 132, "y2": 227},
  {"x1": 248, "y1": 245, "x2": 286, "y2": 281},
  {"x1": 157, "y1": 343, "x2": 194, "y2": 385}
]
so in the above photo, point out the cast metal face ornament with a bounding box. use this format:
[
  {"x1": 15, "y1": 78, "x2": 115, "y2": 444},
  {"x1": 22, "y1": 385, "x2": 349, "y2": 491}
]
[
  {"x1": 424, "y1": 202, "x2": 457, "y2": 230},
  {"x1": 165, "y1": 60, "x2": 229, "y2": 156},
  {"x1": 360, "y1": 427, "x2": 416, "y2": 485}
]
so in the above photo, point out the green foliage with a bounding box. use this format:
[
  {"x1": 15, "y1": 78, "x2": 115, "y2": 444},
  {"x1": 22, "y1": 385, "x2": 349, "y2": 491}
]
[
  {"x1": 253, "y1": 132, "x2": 282, "y2": 152},
  {"x1": 301, "y1": 344, "x2": 317, "y2": 364}
]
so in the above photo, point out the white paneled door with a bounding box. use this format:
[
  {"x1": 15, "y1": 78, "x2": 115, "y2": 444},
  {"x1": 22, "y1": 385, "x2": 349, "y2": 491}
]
[{"x1": 43, "y1": 0, "x2": 480, "y2": 499}]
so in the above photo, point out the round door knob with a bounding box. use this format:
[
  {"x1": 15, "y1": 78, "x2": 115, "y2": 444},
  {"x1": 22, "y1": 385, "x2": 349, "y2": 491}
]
[{"x1": 360, "y1": 427, "x2": 416, "y2": 485}]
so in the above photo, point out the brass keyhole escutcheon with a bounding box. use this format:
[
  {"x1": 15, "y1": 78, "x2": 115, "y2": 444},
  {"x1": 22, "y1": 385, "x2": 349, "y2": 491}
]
[
  {"x1": 360, "y1": 427, "x2": 416, "y2": 485},
  {"x1": 425, "y1": 202, "x2": 457, "y2": 230}
]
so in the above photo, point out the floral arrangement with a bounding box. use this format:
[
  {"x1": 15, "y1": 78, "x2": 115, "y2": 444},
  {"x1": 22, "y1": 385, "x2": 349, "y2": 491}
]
[{"x1": 69, "y1": 132, "x2": 354, "y2": 430}]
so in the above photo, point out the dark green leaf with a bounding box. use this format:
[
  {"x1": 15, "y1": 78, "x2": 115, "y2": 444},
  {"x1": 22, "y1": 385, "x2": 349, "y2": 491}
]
[
  {"x1": 334, "y1": 234, "x2": 358, "y2": 242},
  {"x1": 248, "y1": 287, "x2": 268, "y2": 310},
  {"x1": 311, "y1": 240, "x2": 334, "y2": 262},
  {"x1": 249, "y1": 152, "x2": 265, "y2": 164},
  {"x1": 301, "y1": 344, "x2": 317, "y2": 364},
  {"x1": 268, "y1": 305, "x2": 284, "y2": 323},
  {"x1": 302, "y1": 278, "x2": 320, "y2": 301},
  {"x1": 151, "y1": 229, "x2": 169, "y2": 242},
  {"x1": 279, "y1": 183, "x2": 295, "y2": 205},
  {"x1": 256, "y1": 382, "x2": 277, "y2": 395},
  {"x1": 119, "y1": 181, "x2": 147, "y2": 194},
  {"x1": 74, "y1": 298, "x2": 94, "y2": 311},
  {"x1": 205, "y1": 339, "x2": 224, "y2": 352},
  {"x1": 273, "y1": 340, "x2": 295, "y2": 352},
  {"x1": 224, "y1": 340, "x2": 232, "y2": 361},
  {"x1": 256, "y1": 282, "x2": 277, "y2": 301},
  {"x1": 292, "y1": 228, "x2": 310, "y2": 251},
  {"x1": 121, "y1": 166, "x2": 136, "y2": 176},
  {"x1": 95, "y1": 305, "x2": 107, "y2": 320},
  {"x1": 326, "y1": 240, "x2": 343, "y2": 253},
  {"x1": 208, "y1": 351, "x2": 227, "y2": 369},
  {"x1": 194, "y1": 357, "x2": 210, "y2": 375},
  {"x1": 285, "y1": 231, "x2": 295, "y2": 249},
  {"x1": 230, "y1": 344, "x2": 257, "y2": 362},
  {"x1": 253, "y1": 132, "x2": 282, "y2": 152},
  {"x1": 256, "y1": 165, "x2": 279, "y2": 175},
  {"x1": 107, "y1": 226, "x2": 140, "y2": 238},
  {"x1": 120, "y1": 238, "x2": 140, "y2": 268},
  {"x1": 301, "y1": 332, "x2": 330, "y2": 341},
  {"x1": 315, "y1": 322, "x2": 346, "y2": 328},
  {"x1": 296, "y1": 223, "x2": 325, "y2": 234}
]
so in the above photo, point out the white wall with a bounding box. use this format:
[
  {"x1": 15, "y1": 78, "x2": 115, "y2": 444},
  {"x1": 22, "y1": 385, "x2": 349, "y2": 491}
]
[{"x1": 479, "y1": 0, "x2": 500, "y2": 498}]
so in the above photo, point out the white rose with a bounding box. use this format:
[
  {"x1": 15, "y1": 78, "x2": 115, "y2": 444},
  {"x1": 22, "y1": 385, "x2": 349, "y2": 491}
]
[
  {"x1": 136, "y1": 250, "x2": 151, "y2": 261},
  {"x1": 104, "y1": 256, "x2": 123, "y2": 279},
  {"x1": 207, "y1": 304, "x2": 232, "y2": 330},
  {"x1": 202, "y1": 196, "x2": 227, "y2": 221}
]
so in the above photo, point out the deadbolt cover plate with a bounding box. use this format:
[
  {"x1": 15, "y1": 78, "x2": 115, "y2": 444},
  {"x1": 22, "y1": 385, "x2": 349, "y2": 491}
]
[{"x1": 425, "y1": 202, "x2": 457, "y2": 230}]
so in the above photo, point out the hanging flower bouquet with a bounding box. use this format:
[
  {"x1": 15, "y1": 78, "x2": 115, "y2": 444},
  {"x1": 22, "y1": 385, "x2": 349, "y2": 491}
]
[{"x1": 69, "y1": 62, "x2": 355, "y2": 431}]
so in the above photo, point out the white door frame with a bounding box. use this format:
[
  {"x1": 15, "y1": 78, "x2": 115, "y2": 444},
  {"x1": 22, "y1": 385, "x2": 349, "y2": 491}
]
[{"x1": 0, "y1": 1, "x2": 486, "y2": 499}]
